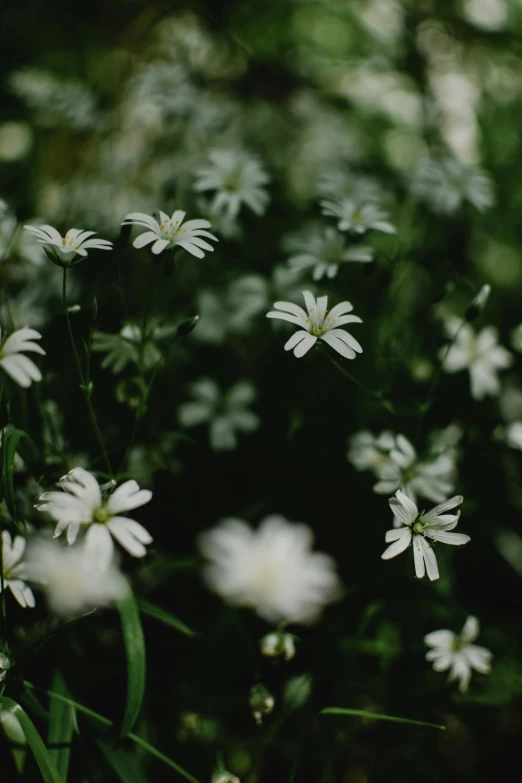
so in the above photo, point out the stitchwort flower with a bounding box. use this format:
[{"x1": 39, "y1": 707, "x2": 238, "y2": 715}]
[
  {"x1": 0, "y1": 325, "x2": 45, "y2": 388},
  {"x1": 122, "y1": 209, "x2": 218, "y2": 258},
  {"x1": 23, "y1": 224, "x2": 112, "y2": 265},
  {"x1": 266, "y1": 291, "x2": 362, "y2": 359},
  {"x1": 194, "y1": 148, "x2": 270, "y2": 220},
  {"x1": 425, "y1": 616, "x2": 492, "y2": 693},
  {"x1": 286, "y1": 224, "x2": 373, "y2": 280},
  {"x1": 0, "y1": 531, "x2": 35, "y2": 608},
  {"x1": 381, "y1": 490, "x2": 469, "y2": 581},
  {"x1": 36, "y1": 467, "x2": 153, "y2": 570},
  {"x1": 320, "y1": 199, "x2": 395, "y2": 235}
]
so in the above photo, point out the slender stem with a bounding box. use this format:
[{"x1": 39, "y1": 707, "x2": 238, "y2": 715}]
[
  {"x1": 0, "y1": 419, "x2": 8, "y2": 646},
  {"x1": 328, "y1": 354, "x2": 384, "y2": 401},
  {"x1": 62, "y1": 268, "x2": 113, "y2": 477}
]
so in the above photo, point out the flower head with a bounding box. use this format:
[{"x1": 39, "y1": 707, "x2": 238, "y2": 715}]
[
  {"x1": 266, "y1": 291, "x2": 362, "y2": 359},
  {"x1": 441, "y1": 317, "x2": 512, "y2": 400},
  {"x1": 195, "y1": 149, "x2": 270, "y2": 220},
  {"x1": 411, "y1": 159, "x2": 495, "y2": 215},
  {"x1": 0, "y1": 326, "x2": 45, "y2": 388},
  {"x1": 381, "y1": 490, "x2": 469, "y2": 581},
  {"x1": 425, "y1": 616, "x2": 492, "y2": 692},
  {"x1": 0, "y1": 531, "x2": 35, "y2": 608},
  {"x1": 320, "y1": 199, "x2": 395, "y2": 235},
  {"x1": 122, "y1": 210, "x2": 218, "y2": 259},
  {"x1": 199, "y1": 515, "x2": 340, "y2": 624},
  {"x1": 36, "y1": 467, "x2": 153, "y2": 570},
  {"x1": 286, "y1": 224, "x2": 373, "y2": 281},
  {"x1": 23, "y1": 225, "x2": 112, "y2": 265}
]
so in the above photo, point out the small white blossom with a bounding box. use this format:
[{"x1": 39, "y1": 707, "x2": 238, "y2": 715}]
[
  {"x1": 0, "y1": 326, "x2": 45, "y2": 388},
  {"x1": 317, "y1": 166, "x2": 383, "y2": 202},
  {"x1": 25, "y1": 537, "x2": 126, "y2": 616},
  {"x1": 381, "y1": 491, "x2": 469, "y2": 581},
  {"x1": 36, "y1": 467, "x2": 153, "y2": 570},
  {"x1": 199, "y1": 515, "x2": 340, "y2": 624},
  {"x1": 267, "y1": 291, "x2": 363, "y2": 360},
  {"x1": 0, "y1": 531, "x2": 35, "y2": 608},
  {"x1": 179, "y1": 378, "x2": 260, "y2": 451},
  {"x1": 320, "y1": 199, "x2": 395, "y2": 235},
  {"x1": 286, "y1": 225, "x2": 373, "y2": 281},
  {"x1": 212, "y1": 770, "x2": 240, "y2": 783},
  {"x1": 504, "y1": 421, "x2": 522, "y2": 450},
  {"x1": 411, "y1": 159, "x2": 495, "y2": 214},
  {"x1": 347, "y1": 430, "x2": 396, "y2": 472},
  {"x1": 0, "y1": 652, "x2": 9, "y2": 682},
  {"x1": 194, "y1": 149, "x2": 270, "y2": 220},
  {"x1": 122, "y1": 210, "x2": 218, "y2": 259},
  {"x1": 441, "y1": 317, "x2": 512, "y2": 400},
  {"x1": 92, "y1": 321, "x2": 176, "y2": 374},
  {"x1": 260, "y1": 631, "x2": 296, "y2": 660},
  {"x1": 425, "y1": 616, "x2": 492, "y2": 693},
  {"x1": 23, "y1": 224, "x2": 112, "y2": 264}
]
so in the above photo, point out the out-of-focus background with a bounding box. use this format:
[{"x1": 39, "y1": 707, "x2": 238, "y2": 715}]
[{"x1": 2, "y1": 1, "x2": 522, "y2": 781}]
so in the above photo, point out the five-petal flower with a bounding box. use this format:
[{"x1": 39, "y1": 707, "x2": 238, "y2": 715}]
[{"x1": 425, "y1": 616, "x2": 492, "y2": 692}]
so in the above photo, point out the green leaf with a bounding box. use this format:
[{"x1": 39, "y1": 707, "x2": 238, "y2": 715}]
[
  {"x1": 138, "y1": 598, "x2": 197, "y2": 638},
  {"x1": 24, "y1": 682, "x2": 201, "y2": 783},
  {"x1": 116, "y1": 588, "x2": 146, "y2": 739},
  {"x1": 320, "y1": 707, "x2": 445, "y2": 730},
  {"x1": 0, "y1": 428, "x2": 29, "y2": 519},
  {"x1": 0, "y1": 696, "x2": 64, "y2": 783},
  {"x1": 47, "y1": 671, "x2": 75, "y2": 780},
  {"x1": 97, "y1": 739, "x2": 148, "y2": 783}
]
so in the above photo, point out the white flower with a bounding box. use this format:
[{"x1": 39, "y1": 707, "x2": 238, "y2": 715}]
[
  {"x1": 320, "y1": 199, "x2": 395, "y2": 235},
  {"x1": 425, "y1": 616, "x2": 492, "y2": 693},
  {"x1": 411, "y1": 159, "x2": 495, "y2": 214},
  {"x1": 212, "y1": 771, "x2": 241, "y2": 783},
  {"x1": 179, "y1": 378, "x2": 260, "y2": 451},
  {"x1": 260, "y1": 630, "x2": 296, "y2": 660},
  {"x1": 25, "y1": 537, "x2": 127, "y2": 617},
  {"x1": 373, "y1": 434, "x2": 457, "y2": 505},
  {"x1": 347, "y1": 430, "x2": 396, "y2": 472},
  {"x1": 199, "y1": 515, "x2": 340, "y2": 624},
  {"x1": 505, "y1": 420, "x2": 522, "y2": 450},
  {"x1": 36, "y1": 467, "x2": 153, "y2": 570},
  {"x1": 266, "y1": 291, "x2": 363, "y2": 360},
  {"x1": 0, "y1": 531, "x2": 35, "y2": 608},
  {"x1": 194, "y1": 149, "x2": 270, "y2": 220},
  {"x1": 0, "y1": 326, "x2": 45, "y2": 388},
  {"x1": 92, "y1": 321, "x2": 175, "y2": 374},
  {"x1": 286, "y1": 225, "x2": 373, "y2": 280},
  {"x1": 317, "y1": 166, "x2": 383, "y2": 202},
  {"x1": 122, "y1": 210, "x2": 218, "y2": 259},
  {"x1": 381, "y1": 491, "x2": 469, "y2": 581},
  {"x1": 441, "y1": 317, "x2": 512, "y2": 400},
  {"x1": 23, "y1": 224, "x2": 112, "y2": 263}
]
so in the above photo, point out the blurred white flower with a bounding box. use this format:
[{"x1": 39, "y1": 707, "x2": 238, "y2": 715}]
[
  {"x1": 425, "y1": 615, "x2": 492, "y2": 692},
  {"x1": 462, "y1": 0, "x2": 507, "y2": 31},
  {"x1": 212, "y1": 770, "x2": 240, "y2": 783},
  {"x1": 347, "y1": 430, "x2": 396, "y2": 472},
  {"x1": 320, "y1": 199, "x2": 395, "y2": 235},
  {"x1": 199, "y1": 515, "x2": 340, "y2": 624},
  {"x1": 129, "y1": 63, "x2": 197, "y2": 118},
  {"x1": 23, "y1": 225, "x2": 113, "y2": 264},
  {"x1": 25, "y1": 537, "x2": 127, "y2": 617},
  {"x1": 505, "y1": 421, "x2": 522, "y2": 450},
  {"x1": 179, "y1": 378, "x2": 260, "y2": 450},
  {"x1": 92, "y1": 321, "x2": 175, "y2": 374},
  {"x1": 286, "y1": 225, "x2": 373, "y2": 281},
  {"x1": 36, "y1": 467, "x2": 153, "y2": 570},
  {"x1": 411, "y1": 159, "x2": 495, "y2": 214},
  {"x1": 260, "y1": 630, "x2": 296, "y2": 660},
  {"x1": 0, "y1": 326, "x2": 45, "y2": 388},
  {"x1": 381, "y1": 491, "x2": 469, "y2": 581},
  {"x1": 317, "y1": 166, "x2": 384, "y2": 202},
  {"x1": 267, "y1": 291, "x2": 363, "y2": 359},
  {"x1": 0, "y1": 199, "x2": 17, "y2": 257},
  {"x1": 122, "y1": 210, "x2": 218, "y2": 259},
  {"x1": 9, "y1": 68, "x2": 99, "y2": 130},
  {"x1": 0, "y1": 531, "x2": 35, "y2": 608},
  {"x1": 510, "y1": 323, "x2": 522, "y2": 353},
  {"x1": 441, "y1": 317, "x2": 512, "y2": 400},
  {"x1": 373, "y1": 433, "x2": 458, "y2": 505},
  {"x1": 194, "y1": 149, "x2": 270, "y2": 220}
]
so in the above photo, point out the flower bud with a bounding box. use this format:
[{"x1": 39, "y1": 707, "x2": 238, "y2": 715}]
[
  {"x1": 177, "y1": 315, "x2": 200, "y2": 337},
  {"x1": 283, "y1": 674, "x2": 312, "y2": 710},
  {"x1": 0, "y1": 652, "x2": 10, "y2": 683},
  {"x1": 249, "y1": 684, "x2": 275, "y2": 726},
  {"x1": 260, "y1": 631, "x2": 296, "y2": 661},
  {"x1": 465, "y1": 284, "x2": 491, "y2": 322},
  {"x1": 212, "y1": 771, "x2": 240, "y2": 783}
]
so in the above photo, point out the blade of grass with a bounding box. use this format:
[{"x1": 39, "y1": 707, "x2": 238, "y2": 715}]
[
  {"x1": 138, "y1": 598, "x2": 197, "y2": 638},
  {"x1": 47, "y1": 671, "x2": 75, "y2": 780},
  {"x1": 116, "y1": 588, "x2": 146, "y2": 739},
  {"x1": 0, "y1": 696, "x2": 64, "y2": 783},
  {"x1": 321, "y1": 707, "x2": 445, "y2": 730},
  {"x1": 97, "y1": 738, "x2": 149, "y2": 783}
]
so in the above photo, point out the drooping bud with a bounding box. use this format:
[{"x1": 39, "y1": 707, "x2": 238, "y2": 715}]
[
  {"x1": 249, "y1": 684, "x2": 275, "y2": 726},
  {"x1": 212, "y1": 771, "x2": 241, "y2": 783},
  {"x1": 260, "y1": 631, "x2": 296, "y2": 661},
  {"x1": 0, "y1": 652, "x2": 10, "y2": 683},
  {"x1": 176, "y1": 315, "x2": 200, "y2": 338},
  {"x1": 465, "y1": 284, "x2": 491, "y2": 322}
]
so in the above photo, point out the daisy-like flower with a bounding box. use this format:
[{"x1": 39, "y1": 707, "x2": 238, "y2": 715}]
[
  {"x1": 266, "y1": 291, "x2": 363, "y2": 360},
  {"x1": 441, "y1": 317, "x2": 513, "y2": 400},
  {"x1": 347, "y1": 430, "x2": 396, "y2": 472},
  {"x1": 381, "y1": 490, "x2": 469, "y2": 581},
  {"x1": 23, "y1": 225, "x2": 113, "y2": 265},
  {"x1": 36, "y1": 467, "x2": 153, "y2": 570},
  {"x1": 0, "y1": 531, "x2": 35, "y2": 608},
  {"x1": 0, "y1": 325, "x2": 45, "y2": 388},
  {"x1": 194, "y1": 149, "x2": 270, "y2": 220},
  {"x1": 320, "y1": 199, "x2": 396, "y2": 235},
  {"x1": 122, "y1": 210, "x2": 218, "y2": 259},
  {"x1": 425, "y1": 616, "x2": 492, "y2": 693},
  {"x1": 286, "y1": 225, "x2": 373, "y2": 281},
  {"x1": 199, "y1": 515, "x2": 340, "y2": 624},
  {"x1": 411, "y1": 159, "x2": 495, "y2": 215}
]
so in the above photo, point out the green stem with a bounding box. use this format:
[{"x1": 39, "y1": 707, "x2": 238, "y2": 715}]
[
  {"x1": 62, "y1": 268, "x2": 113, "y2": 478},
  {"x1": 0, "y1": 418, "x2": 7, "y2": 646}
]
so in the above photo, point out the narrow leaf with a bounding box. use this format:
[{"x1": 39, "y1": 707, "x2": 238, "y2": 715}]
[
  {"x1": 1, "y1": 428, "x2": 29, "y2": 519},
  {"x1": 0, "y1": 696, "x2": 64, "y2": 783},
  {"x1": 48, "y1": 671, "x2": 75, "y2": 780},
  {"x1": 24, "y1": 683, "x2": 201, "y2": 783},
  {"x1": 116, "y1": 588, "x2": 146, "y2": 739},
  {"x1": 138, "y1": 598, "x2": 197, "y2": 637},
  {"x1": 97, "y1": 739, "x2": 148, "y2": 783},
  {"x1": 321, "y1": 707, "x2": 445, "y2": 730}
]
